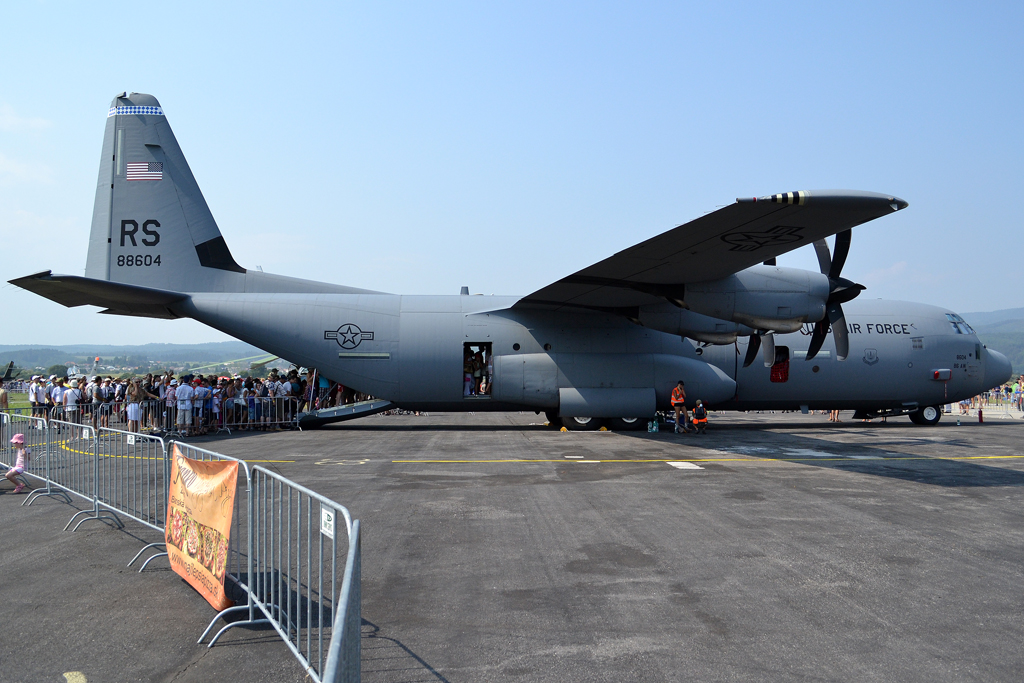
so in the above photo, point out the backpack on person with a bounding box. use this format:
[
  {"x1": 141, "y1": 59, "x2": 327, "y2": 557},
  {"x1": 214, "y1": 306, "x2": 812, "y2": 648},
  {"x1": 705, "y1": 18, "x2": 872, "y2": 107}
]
[{"x1": 694, "y1": 405, "x2": 707, "y2": 420}]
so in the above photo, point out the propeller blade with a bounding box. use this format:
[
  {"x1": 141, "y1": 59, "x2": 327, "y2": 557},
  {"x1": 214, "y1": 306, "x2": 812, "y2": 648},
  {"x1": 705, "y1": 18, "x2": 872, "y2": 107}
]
[
  {"x1": 813, "y1": 239, "x2": 832, "y2": 275},
  {"x1": 743, "y1": 334, "x2": 761, "y2": 368},
  {"x1": 762, "y1": 331, "x2": 776, "y2": 368},
  {"x1": 805, "y1": 320, "x2": 829, "y2": 361},
  {"x1": 828, "y1": 304, "x2": 850, "y2": 360},
  {"x1": 829, "y1": 230, "x2": 852, "y2": 279}
]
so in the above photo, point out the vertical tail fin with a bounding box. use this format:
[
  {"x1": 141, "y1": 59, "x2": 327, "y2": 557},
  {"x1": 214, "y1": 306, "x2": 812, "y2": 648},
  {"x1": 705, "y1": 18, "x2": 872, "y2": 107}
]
[{"x1": 85, "y1": 92, "x2": 246, "y2": 292}]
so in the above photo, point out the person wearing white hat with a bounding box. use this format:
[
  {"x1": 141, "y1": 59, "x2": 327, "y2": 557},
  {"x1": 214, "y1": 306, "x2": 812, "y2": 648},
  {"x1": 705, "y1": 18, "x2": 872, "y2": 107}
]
[{"x1": 5, "y1": 433, "x2": 31, "y2": 493}]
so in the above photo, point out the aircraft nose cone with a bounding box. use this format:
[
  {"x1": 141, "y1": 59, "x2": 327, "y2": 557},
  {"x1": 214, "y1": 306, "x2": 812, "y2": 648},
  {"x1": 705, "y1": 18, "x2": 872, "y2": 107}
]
[{"x1": 983, "y1": 348, "x2": 1013, "y2": 389}]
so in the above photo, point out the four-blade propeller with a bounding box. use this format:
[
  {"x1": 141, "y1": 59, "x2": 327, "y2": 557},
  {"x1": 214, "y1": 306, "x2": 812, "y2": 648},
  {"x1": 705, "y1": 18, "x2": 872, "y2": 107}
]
[
  {"x1": 805, "y1": 229, "x2": 865, "y2": 361},
  {"x1": 740, "y1": 229, "x2": 865, "y2": 367}
]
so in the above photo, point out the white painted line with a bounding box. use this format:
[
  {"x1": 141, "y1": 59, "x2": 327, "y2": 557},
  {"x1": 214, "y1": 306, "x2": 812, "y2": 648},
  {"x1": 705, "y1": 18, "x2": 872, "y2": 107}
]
[
  {"x1": 563, "y1": 455, "x2": 584, "y2": 459},
  {"x1": 576, "y1": 460, "x2": 601, "y2": 463},
  {"x1": 667, "y1": 461, "x2": 704, "y2": 470}
]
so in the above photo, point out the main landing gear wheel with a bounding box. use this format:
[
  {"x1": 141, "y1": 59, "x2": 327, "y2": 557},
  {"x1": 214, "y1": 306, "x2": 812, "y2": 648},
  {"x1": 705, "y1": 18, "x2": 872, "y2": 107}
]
[
  {"x1": 909, "y1": 405, "x2": 941, "y2": 425},
  {"x1": 545, "y1": 411, "x2": 560, "y2": 428},
  {"x1": 561, "y1": 416, "x2": 603, "y2": 431},
  {"x1": 608, "y1": 417, "x2": 646, "y2": 431}
]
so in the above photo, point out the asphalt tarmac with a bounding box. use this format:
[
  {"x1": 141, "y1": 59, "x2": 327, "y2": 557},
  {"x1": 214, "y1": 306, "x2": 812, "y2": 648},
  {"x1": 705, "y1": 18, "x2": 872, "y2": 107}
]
[{"x1": 3, "y1": 410, "x2": 1024, "y2": 682}]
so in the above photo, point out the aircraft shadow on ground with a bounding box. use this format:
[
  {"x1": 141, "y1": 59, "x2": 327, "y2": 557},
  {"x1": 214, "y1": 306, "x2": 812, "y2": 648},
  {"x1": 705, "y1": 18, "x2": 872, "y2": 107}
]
[
  {"x1": 180, "y1": 418, "x2": 1024, "y2": 487},
  {"x1": 623, "y1": 422, "x2": 1024, "y2": 488}
]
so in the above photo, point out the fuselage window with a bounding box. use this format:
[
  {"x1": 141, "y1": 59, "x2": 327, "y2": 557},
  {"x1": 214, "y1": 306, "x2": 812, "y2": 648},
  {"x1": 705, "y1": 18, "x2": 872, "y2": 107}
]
[{"x1": 463, "y1": 342, "x2": 492, "y2": 398}]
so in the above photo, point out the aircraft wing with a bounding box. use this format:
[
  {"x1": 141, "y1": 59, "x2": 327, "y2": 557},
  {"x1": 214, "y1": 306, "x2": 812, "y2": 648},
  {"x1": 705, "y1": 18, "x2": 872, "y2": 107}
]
[
  {"x1": 515, "y1": 190, "x2": 907, "y2": 311},
  {"x1": 9, "y1": 271, "x2": 187, "y2": 319}
]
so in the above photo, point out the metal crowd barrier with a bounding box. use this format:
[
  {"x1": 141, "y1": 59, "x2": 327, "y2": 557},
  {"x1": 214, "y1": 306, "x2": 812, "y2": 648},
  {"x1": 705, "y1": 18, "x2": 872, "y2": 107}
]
[
  {"x1": 93, "y1": 428, "x2": 170, "y2": 531},
  {"x1": 248, "y1": 467, "x2": 352, "y2": 680},
  {"x1": 41, "y1": 419, "x2": 97, "y2": 507},
  {"x1": 323, "y1": 520, "x2": 361, "y2": 683},
  {"x1": 0, "y1": 412, "x2": 70, "y2": 505},
  {"x1": 1, "y1": 412, "x2": 361, "y2": 682},
  {"x1": 46, "y1": 420, "x2": 126, "y2": 532},
  {"x1": 220, "y1": 396, "x2": 300, "y2": 432}
]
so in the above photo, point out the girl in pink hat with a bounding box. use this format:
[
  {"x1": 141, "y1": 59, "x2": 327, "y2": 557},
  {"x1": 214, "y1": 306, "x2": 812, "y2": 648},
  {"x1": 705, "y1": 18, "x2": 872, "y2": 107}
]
[{"x1": 5, "y1": 433, "x2": 31, "y2": 493}]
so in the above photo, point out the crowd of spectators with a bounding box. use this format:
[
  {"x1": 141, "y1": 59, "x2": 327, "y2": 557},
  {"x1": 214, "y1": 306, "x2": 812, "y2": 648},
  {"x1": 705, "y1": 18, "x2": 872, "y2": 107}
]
[
  {"x1": 957, "y1": 377, "x2": 1024, "y2": 415},
  {"x1": 10, "y1": 367, "x2": 373, "y2": 437}
]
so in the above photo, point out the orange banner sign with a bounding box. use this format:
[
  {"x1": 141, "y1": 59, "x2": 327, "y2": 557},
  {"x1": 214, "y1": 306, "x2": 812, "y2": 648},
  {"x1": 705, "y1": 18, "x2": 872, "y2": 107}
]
[{"x1": 165, "y1": 445, "x2": 239, "y2": 610}]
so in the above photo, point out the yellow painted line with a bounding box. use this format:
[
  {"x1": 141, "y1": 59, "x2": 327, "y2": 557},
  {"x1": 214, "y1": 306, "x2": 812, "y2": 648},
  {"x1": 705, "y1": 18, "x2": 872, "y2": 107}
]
[
  {"x1": 392, "y1": 455, "x2": 1024, "y2": 464},
  {"x1": 53, "y1": 439, "x2": 293, "y2": 463}
]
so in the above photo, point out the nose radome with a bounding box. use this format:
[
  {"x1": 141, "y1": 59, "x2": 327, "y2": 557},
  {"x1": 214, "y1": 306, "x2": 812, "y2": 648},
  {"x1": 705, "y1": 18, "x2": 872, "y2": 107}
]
[{"x1": 983, "y1": 348, "x2": 1012, "y2": 389}]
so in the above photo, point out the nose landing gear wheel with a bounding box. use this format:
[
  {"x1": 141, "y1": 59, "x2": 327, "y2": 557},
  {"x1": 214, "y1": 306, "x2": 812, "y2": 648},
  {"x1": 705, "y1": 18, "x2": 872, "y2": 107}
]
[
  {"x1": 561, "y1": 416, "x2": 603, "y2": 431},
  {"x1": 909, "y1": 405, "x2": 941, "y2": 425}
]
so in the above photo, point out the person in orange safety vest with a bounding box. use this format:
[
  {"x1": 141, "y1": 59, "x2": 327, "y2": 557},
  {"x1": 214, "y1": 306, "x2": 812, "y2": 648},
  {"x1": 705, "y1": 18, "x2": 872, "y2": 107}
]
[
  {"x1": 691, "y1": 399, "x2": 708, "y2": 434},
  {"x1": 671, "y1": 380, "x2": 691, "y2": 434}
]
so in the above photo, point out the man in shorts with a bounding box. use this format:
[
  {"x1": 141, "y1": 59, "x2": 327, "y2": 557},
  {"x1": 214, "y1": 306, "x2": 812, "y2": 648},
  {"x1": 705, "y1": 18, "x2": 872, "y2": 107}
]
[{"x1": 175, "y1": 377, "x2": 194, "y2": 436}]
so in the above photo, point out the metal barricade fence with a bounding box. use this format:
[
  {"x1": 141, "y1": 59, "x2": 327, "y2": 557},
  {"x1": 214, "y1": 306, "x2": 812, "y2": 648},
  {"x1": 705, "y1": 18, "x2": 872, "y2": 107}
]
[
  {"x1": 223, "y1": 465, "x2": 355, "y2": 682},
  {"x1": 95, "y1": 428, "x2": 170, "y2": 531},
  {"x1": 45, "y1": 419, "x2": 99, "y2": 505},
  {"x1": 1, "y1": 413, "x2": 361, "y2": 682},
  {"x1": 220, "y1": 396, "x2": 299, "y2": 432},
  {"x1": 43, "y1": 420, "x2": 126, "y2": 532},
  {"x1": 0, "y1": 412, "x2": 66, "y2": 505},
  {"x1": 323, "y1": 520, "x2": 361, "y2": 683}
]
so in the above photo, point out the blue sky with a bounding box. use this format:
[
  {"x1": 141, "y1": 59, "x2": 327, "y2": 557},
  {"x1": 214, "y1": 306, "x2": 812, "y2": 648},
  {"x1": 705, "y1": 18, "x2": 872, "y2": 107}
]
[{"x1": 2, "y1": 1, "x2": 1021, "y2": 345}]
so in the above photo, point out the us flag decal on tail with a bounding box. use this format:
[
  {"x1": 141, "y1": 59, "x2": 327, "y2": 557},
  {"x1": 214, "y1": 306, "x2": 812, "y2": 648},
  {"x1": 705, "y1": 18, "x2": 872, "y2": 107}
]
[{"x1": 126, "y1": 162, "x2": 163, "y2": 181}]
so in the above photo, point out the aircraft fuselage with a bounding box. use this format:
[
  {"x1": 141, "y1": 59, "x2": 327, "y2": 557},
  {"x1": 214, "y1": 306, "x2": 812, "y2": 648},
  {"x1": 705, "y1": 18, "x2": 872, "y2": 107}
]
[{"x1": 179, "y1": 293, "x2": 1005, "y2": 415}]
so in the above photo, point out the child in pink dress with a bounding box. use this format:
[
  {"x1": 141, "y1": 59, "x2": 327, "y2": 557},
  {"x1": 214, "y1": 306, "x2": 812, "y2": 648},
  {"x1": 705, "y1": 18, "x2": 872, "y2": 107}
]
[{"x1": 5, "y1": 433, "x2": 31, "y2": 493}]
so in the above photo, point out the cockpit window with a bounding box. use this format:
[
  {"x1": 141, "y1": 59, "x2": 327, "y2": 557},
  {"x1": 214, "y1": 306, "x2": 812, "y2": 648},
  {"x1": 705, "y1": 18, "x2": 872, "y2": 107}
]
[{"x1": 945, "y1": 313, "x2": 975, "y2": 335}]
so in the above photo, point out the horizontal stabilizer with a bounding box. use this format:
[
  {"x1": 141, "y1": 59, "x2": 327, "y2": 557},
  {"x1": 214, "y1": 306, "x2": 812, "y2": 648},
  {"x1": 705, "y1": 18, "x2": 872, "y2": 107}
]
[{"x1": 9, "y1": 271, "x2": 187, "y2": 319}]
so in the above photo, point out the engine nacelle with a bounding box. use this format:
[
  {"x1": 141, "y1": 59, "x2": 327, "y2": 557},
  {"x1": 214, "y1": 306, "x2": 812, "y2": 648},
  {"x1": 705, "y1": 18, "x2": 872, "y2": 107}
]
[
  {"x1": 684, "y1": 265, "x2": 829, "y2": 332},
  {"x1": 638, "y1": 304, "x2": 754, "y2": 344}
]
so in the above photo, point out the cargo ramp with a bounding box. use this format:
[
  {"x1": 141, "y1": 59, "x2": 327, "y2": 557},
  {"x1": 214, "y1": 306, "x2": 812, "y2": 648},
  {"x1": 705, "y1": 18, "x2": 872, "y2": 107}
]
[{"x1": 297, "y1": 399, "x2": 395, "y2": 428}]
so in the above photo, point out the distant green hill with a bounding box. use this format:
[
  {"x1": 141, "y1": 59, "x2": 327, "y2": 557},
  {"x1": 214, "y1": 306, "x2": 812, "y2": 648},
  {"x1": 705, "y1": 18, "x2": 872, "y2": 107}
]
[
  {"x1": 961, "y1": 308, "x2": 1024, "y2": 327},
  {"x1": 974, "y1": 320, "x2": 1024, "y2": 377},
  {"x1": 0, "y1": 341, "x2": 264, "y2": 369}
]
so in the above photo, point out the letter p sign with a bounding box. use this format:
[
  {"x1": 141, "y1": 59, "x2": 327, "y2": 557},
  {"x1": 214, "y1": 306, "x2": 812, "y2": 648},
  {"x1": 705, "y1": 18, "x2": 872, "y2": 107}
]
[{"x1": 320, "y1": 508, "x2": 335, "y2": 539}]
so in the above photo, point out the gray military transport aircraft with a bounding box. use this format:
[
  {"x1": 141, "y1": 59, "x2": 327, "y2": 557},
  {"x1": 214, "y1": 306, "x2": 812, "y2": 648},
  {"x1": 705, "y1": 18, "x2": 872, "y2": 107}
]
[{"x1": 10, "y1": 93, "x2": 1013, "y2": 430}]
